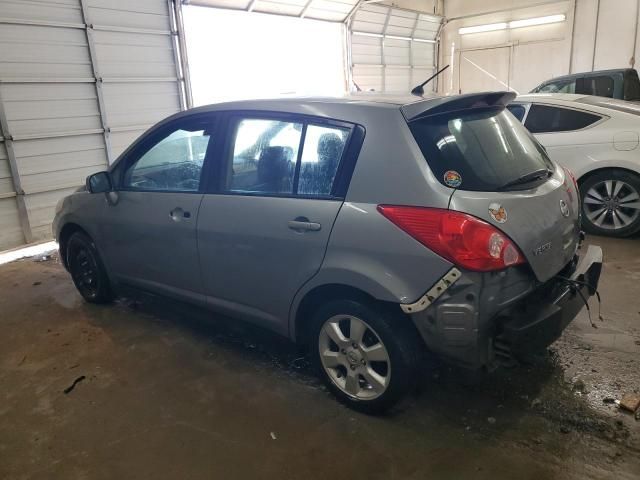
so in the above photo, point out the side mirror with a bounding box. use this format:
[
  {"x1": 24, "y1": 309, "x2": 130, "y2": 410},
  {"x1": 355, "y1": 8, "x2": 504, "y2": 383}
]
[{"x1": 86, "y1": 171, "x2": 112, "y2": 193}]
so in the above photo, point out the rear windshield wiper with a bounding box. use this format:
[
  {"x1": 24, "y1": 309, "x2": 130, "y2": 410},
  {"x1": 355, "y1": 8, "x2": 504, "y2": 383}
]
[{"x1": 497, "y1": 168, "x2": 552, "y2": 191}]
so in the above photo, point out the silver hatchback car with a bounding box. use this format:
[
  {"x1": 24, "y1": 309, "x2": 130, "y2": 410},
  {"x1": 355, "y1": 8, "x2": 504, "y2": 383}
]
[{"x1": 53, "y1": 92, "x2": 603, "y2": 413}]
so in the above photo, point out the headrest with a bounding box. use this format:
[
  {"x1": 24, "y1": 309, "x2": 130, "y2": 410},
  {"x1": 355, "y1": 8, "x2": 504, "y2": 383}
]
[
  {"x1": 317, "y1": 133, "x2": 343, "y2": 168},
  {"x1": 258, "y1": 146, "x2": 293, "y2": 183}
]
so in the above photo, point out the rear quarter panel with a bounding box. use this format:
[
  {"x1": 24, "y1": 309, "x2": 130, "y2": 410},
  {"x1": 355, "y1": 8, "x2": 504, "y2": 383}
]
[{"x1": 535, "y1": 117, "x2": 640, "y2": 179}]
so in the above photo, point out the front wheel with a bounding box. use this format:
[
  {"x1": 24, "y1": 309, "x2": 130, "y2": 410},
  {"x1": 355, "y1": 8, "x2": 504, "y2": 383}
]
[
  {"x1": 580, "y1": 170, "x2": 640, "y2": 237},
  {"x1": 311, "y1": 299, "x2": 420, "y2": 414},
  {"x1": 66, "y1": 232, "x2": 114, "y2": 303}
]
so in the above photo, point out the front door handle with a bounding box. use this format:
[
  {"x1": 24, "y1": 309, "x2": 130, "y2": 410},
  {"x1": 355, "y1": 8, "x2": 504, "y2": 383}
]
[
  {"x1": 170, "y1": 207, "x2": 191, "y2": 222},
  {"x1": 288, "y1": 218, "x2": 321, "y2": 232}
]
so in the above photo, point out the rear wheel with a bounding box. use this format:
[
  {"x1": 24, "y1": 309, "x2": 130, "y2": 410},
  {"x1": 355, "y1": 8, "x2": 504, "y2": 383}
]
[
  {"x1": 580, "y1": 170, "x2": 640, "y2": 237},
  {"x1": 310, "y1": 299, "x2": 419, "y2": 414},
  {"x1": 66, "y1": 232, "x2": 114, "y2": 303}
]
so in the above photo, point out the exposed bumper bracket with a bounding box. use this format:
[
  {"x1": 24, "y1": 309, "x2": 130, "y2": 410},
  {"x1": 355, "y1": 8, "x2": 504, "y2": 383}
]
[{"x1": 400, "y1": 267, "x2": 462, "y2": 314}]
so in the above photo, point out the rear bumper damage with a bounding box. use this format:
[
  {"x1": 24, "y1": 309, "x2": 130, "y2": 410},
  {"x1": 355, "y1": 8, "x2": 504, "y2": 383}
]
[{"x1": 407, "y1": 244, "x2": 603, "y2": 369}]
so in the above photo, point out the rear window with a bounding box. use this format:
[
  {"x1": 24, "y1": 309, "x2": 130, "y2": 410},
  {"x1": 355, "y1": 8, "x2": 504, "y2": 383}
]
[
  {"x1": 623, "y1": 69, "x2": 640, "y2": 100},
  {"x1": 409, "y1": 108, "x2": 553, "y2": 192}
]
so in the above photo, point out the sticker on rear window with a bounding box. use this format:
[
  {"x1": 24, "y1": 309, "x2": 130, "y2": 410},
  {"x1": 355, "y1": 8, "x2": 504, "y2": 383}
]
[
  {"x1": 488, "y1": 203, "x2": 508, "y2": 223},
  {"x1": 443, "y1": 170, "x2": 462, "y2": 188}
]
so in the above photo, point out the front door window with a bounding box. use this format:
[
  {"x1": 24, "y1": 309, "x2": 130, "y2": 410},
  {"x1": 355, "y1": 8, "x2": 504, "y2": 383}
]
[{"x1": 123, "y1": 123, "x2": 212, "y2": 192}]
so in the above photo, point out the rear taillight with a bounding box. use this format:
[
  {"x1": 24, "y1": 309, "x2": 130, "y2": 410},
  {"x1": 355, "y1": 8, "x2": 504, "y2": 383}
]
[{"x1": 377, "y1": 205, "x2": 526, "y2": 272}]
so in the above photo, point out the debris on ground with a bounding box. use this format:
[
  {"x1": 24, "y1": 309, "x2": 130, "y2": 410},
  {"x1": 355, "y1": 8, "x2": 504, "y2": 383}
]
[
  {"x1": 32, "y1": 281, "x2": 41, "y2": 286},
  {"x1": 289, "y1": 357, "x2": 309, "y2": 370},
  {"x1": 603, "y1": 397, "x2": 617, "y2": 404},
  {"x1": 270, "y1": 432, "x2": 277, "y2": 440},
  {"x1": 619, "y1": 394, "x2": 640, "y2": 413},
  {"x1": 487, "y1": 417, "x2": 496, "y2": 425},
  {"x1": 63, "y1": 375, "x2": 86, "y2": 394},
  {"x1": 572, "y1": 378, "x2": 587, "y2": 393},
  {"x1": 34, "y1": 254, "x2": 52, "y2": 262}
]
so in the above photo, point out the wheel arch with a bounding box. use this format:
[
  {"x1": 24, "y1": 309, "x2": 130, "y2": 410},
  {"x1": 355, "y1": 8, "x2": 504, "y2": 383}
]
[
  {"x1": 291, "y1": 283, "x2": 411, "y2": 348},
  {"x1": 577, "y1": 166, "x2": 640, "y2": 186},
  {"x1": 58, "y1": 222, "x2": 91, "y2": 269},
  {"x1": 577, "y1": 166, "x2": 640, "y2": 237}
]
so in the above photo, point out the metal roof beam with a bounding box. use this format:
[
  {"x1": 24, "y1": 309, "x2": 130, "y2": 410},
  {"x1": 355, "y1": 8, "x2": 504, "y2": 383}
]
[{"x1": 299, "y1": 0, "x2": 314, "y2": 18}]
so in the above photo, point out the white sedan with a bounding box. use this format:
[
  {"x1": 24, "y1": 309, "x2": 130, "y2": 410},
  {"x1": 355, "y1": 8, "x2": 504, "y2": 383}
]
[{"x1": 508, "y1": 93, "x2": 640, "y2": 237}]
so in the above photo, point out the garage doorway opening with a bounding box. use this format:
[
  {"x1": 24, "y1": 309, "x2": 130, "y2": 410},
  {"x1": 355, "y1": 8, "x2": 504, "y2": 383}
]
[{"x1": 183, "y1": 6, "x2": 347, "y2": 105}]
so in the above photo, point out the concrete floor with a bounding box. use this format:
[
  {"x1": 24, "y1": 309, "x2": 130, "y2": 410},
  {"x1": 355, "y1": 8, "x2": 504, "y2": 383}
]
[{"x1": 1, "y1": 236, "x2": 639, "y2": 479}]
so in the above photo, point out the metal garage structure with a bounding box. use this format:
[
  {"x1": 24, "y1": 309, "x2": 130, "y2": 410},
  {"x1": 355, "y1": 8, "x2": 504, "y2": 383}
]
[
  {"x1": 349, "y1": 4, "x2": 442, "y2": 93},
  {"x1": 188, "y1": 0, "x2": 360, "y2": 22},
  {"x1": 0, "y1": 0, "x2": 441, "y2": 252},
  {"x1": 0, "y1": 0, "x2": 187, "y2": 250},
  {"x1": 187, "y1": 0, "x2": 443, "y2": 93}
]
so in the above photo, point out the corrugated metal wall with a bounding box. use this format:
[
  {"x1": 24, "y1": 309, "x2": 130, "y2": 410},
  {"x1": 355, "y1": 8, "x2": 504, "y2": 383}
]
[
  {"x1": 349, "y1": 4, "x2": 442, "y2": 93},
  {"x1": 0, "y1": 0, "x2": 185, "y2": 251}
]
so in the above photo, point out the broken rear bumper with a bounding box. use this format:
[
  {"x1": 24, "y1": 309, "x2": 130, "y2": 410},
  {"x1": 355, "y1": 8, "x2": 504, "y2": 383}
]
[
  {"x1": 495, "y1": 244, "x2": 602, "y2": 360},
  {"x1": 407, "y1": 244, "x2": 603, "y2": 369}
]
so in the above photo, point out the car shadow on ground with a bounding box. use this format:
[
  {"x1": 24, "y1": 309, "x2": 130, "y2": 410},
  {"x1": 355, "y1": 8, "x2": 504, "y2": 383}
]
[{"x1": 95, "y1": 286, "x2": 628, "y2": 447}]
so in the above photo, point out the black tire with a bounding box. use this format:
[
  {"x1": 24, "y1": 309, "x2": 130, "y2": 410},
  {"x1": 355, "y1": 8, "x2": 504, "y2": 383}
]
[
  {"x1": 580, "y1": 170, "x2": 640, "y2": 237},
  {"x1": 310, "y1": 298, "x2": 420, "y2": 414},
  {"x1": 66, "y1": 231, "x2": 114, "y2": 303}
]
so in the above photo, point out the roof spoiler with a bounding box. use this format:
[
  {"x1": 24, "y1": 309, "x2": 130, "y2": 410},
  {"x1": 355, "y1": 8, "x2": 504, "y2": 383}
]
[{"x1": 401, "y1": 91, "x2": 516, "y2": 121}]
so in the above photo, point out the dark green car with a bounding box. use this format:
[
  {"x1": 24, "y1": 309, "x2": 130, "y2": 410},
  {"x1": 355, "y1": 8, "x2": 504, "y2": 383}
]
[{"x1": 531, "y1": 68, "x2": 640, "y2": 101}]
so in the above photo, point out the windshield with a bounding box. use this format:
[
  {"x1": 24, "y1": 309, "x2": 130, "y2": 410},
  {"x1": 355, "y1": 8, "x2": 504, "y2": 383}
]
[
  {"x1": 532, "y1": 79, "x2": 576, "y2": 94},
  {"x1": 408, "y1": 108, "x2": 554, "y2": 192}
]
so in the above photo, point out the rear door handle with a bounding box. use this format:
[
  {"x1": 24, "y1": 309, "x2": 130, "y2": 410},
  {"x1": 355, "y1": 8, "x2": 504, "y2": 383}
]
[
  {"x1": 170, "y1": 207, "x2": 191, "y2": 222},
  {"x1": 288, "y1": 219, "x2": 321, "y2": 232}
]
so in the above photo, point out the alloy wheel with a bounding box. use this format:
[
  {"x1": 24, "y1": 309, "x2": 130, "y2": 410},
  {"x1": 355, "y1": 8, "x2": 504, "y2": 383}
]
[
  {"x1": 318, "y1": 315, "x2": 391, "y2": 400},
  {"x1": 583, "y1": 179, "x2": 640, "y2": 230}
]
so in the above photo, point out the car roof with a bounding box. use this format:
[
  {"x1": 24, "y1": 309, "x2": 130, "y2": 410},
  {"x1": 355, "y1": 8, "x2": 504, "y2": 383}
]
[
  {"x1": 188, "y1": 94, "x2": 430, "y2": 112},
  {"x1": 537, "y1": 68, "x2": 635, "y2": 84},
  {"x1": 183, "y1": 91, "x2": 516, "y2": 120},
  {"x1": 515, "y1": 93, "x2": 592, "y2": 104}
]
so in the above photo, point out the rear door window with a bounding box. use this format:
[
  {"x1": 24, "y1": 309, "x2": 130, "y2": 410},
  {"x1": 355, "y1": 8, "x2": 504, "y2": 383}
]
[
  {"x1": 223, "y1": 116, "x2": 354, "y2": 197},
  {"x1": 580, "y1": 75, "x2": 615, "y2": 98},
  {"x1": 408, "y1": 108, "x2": 553, "y2": 192},
  {"x1": 298, "y1": 125, "x2": 350, "y2": 196},
  {"x1": 524, "y1": 104, "x2": 601, "y2": 133},
  {"x1": 227, "y1": 119, "x2": 302, "y2": 194}
]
